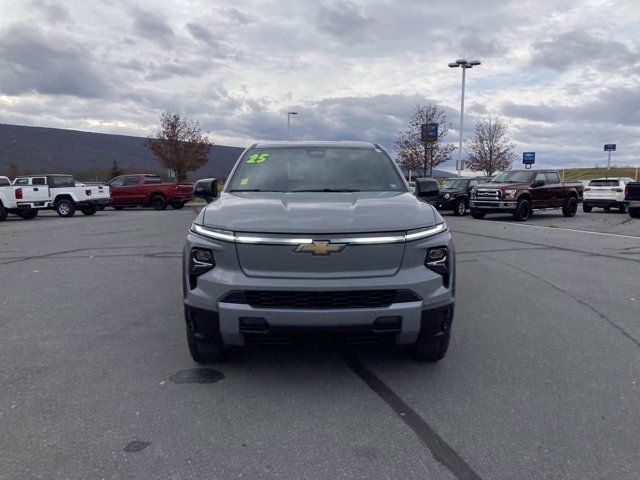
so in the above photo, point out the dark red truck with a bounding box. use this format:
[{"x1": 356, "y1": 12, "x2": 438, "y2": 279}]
[{"x1": 106, "y1": 174, "x2": 194, "y2": 210}]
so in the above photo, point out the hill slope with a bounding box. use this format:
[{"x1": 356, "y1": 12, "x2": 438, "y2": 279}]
[{"x1": 0, "y1": 124, "x2": 245, "y2": 181}]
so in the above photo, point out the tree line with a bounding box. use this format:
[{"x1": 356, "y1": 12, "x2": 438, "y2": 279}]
[{"x1": 394, "y1": 104, "x2": 516, "y2": 177}]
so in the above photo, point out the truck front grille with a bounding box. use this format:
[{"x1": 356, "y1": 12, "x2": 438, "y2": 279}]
[
  {"x1": 221, "y1": 289, "x2": 420, "y2": 309},
  {"x1": 476, "y1": 189, "x2": 501, "y2": 199}
]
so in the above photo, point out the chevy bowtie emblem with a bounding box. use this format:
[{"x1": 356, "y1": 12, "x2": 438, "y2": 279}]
[{"x1": 294, "y1": 241, "x2": 347, "y2": 255}]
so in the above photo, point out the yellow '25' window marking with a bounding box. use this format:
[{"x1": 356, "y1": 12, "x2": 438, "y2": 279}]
[{"x1": 246, "y1": 153, "x2": 269, "y2": 164}]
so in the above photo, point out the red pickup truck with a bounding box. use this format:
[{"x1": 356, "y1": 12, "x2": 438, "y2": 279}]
[{"x1": 106, "y1": 174, "x2": 194, "y2": 210}]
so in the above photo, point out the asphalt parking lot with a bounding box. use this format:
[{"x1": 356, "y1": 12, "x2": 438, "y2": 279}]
[{"x1": 1, "y1": 207, "x2": 639, "y2": 479}]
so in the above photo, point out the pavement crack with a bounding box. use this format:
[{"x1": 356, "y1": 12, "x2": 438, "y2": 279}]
[
  {"x1": 341, "y1": 351, "x2": 483, "y2": 480},
  {"x1": 492, "y1": 257, "x2": 640, "y2": 349}
]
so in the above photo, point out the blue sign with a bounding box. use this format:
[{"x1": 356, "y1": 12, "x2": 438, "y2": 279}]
[
  {"x1": 421, "y1": 123, "x2": 438, "y2": 142},
  {"x1": 604, "y1": 144, "x2": 616, "y2": 151},
  {"x1": 523, "y1": 152, "x2": 536, "y2": 164}
]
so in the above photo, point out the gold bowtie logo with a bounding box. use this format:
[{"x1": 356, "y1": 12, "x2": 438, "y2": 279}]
[{"x1": 294, "y1": 241, "x2": 347, "y2": 255}]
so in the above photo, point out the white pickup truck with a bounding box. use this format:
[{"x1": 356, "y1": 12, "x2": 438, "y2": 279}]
[
  {"x1": 13, "y1": 174, "x2": 111, "y2": 217},
  {"x1": 0, "y1": 177, "x2": 52, "y2": 221}
]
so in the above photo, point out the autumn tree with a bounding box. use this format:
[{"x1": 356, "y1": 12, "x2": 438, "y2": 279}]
[
  {"x1": 395, "y1": 104, "x2": 456, "y2": 177},
  {"x1": 146, "y1": 111, "x2": 212, "y2": 182},
  {"x1": 465, "y1": 116, "x2": 517, "y2": 176},
  {"x1": 6, "y1": 163, "x2": 19, "y2": 180}
]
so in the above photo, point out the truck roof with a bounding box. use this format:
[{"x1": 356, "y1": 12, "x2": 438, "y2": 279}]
[{"x1": 250, "y1": 140, "x2": 379, "y2": 149}]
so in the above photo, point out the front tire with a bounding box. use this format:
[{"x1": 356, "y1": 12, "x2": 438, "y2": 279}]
[
  {"x1": 583, "y1": 204, "x2": 593, "y2": 213},
  {"x1": 513, "y1": 198, "x2": 532, "y2": 221},
  {"x1": 186, "y1": 325, "x2": 223, "y2": 363},
  {"x1": 562, "y1": 197, "x2": 578, "y2": 217},
  {"x1": 151, "y1": 195, "x2": 167, "y2": 210},
  {"x1": 471, "y1": 209, "x2": 486, "y2": 219},
  {"x1": 55, "y1": 199, "x2": 76, "y2": 217},
  {"x1": 453, "y1": 198, "x2": 466, "y2": 216},
  {"x1": 412, "y1": 331, "x2": 450, "y2": 362},
  {"x1": 0, "y1": 204, "x2": 7, "y2": 221},
  {"x1": 17, "y1": 209, "x2": 38, "y2": 220},
  {"x1": 80, "y1": 206, "x2": 97, "y2": 216}
]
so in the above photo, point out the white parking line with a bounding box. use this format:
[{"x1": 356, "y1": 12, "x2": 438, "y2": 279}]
[{"x1": 456, "y1": 218, "x2": 640, "y2": 240}]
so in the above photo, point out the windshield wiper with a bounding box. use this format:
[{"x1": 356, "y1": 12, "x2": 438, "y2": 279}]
[
  {"x1": 291, "y1": 188, "x2": 361, "y2": 192},
  {"x1": 228, "y1": 189, "x2": 280, "y2": 192}
]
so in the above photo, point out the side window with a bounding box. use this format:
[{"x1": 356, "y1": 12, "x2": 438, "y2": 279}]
[
  {"x1": 535, "y1": 172, "x2": 546, "y2": 184},
  {"x1": 123, "y1": 176, "x2": 139, "y2": 186},
  {"x1": 143, "y1": 177, "x2": 162, "y2": 184},
  {"x1": 109, "y1": 177, "x2": 124, "y2": 187},
  {"x1": 50, "y1": 176, "x2": 75, "y2": 188},
  {"x1": 14, "y1": 178, "x2": 29, "y2": 186},
  {"x1": 32, "y1": 178, "x2": 46, "y2": 185},
  {"x1": 545, "y1": 172, "x2": 560, "y2": 184}
]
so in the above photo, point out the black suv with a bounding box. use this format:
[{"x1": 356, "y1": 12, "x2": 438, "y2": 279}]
[{"x1": 431, "y1": 177, "x2": 491, "y2": 216}]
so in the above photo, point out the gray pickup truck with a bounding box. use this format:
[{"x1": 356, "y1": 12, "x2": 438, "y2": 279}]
[{"x1": 183, "y1": 142, "x2": 455, "y2": 362}]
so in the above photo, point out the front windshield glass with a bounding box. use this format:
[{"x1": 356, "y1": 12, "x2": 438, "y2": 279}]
[
  {"x1": 441, "y1": 179, "x2": 468, "y2": 189},
  {"x1": 227, "y1": 147, "x2": 406, "y2": 192},
  {"x1": 491, "y1": 171, "x2": 534, "y2": 184}
]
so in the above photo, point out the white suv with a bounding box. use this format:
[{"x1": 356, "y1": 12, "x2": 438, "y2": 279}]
[{"x1": 583, "y1": 177, "x2": 635, "y2": 213}]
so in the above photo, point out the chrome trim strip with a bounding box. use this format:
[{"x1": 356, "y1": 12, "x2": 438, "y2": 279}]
[{"x1": 191, "y1": 223, "x2": 446, "y2": 245}]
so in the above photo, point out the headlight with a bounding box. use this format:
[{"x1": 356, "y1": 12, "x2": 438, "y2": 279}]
[
  {"x1": 189, "y1": 247, "x2": 215, "y2": 289},
  {"x1": 470, "y1": 187, "x2": 477, "y2": 198},
  {"x1": 504, "y1": 189, "x2": 517, "y2": 198},
  {"x1": 425, "y1": 246, "x2": 450, "y2": 288},
  {"x1": 444, "y1": 193, "x2": 450, "y2": 200}
]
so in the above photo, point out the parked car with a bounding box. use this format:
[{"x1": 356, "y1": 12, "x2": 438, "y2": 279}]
[
  {"x1": 469, "y1": 169, "x2": 583, "y2": 221},
  {"x1": 431, "y1": 177, "x2": 492, "y2": 216},
  {"x1": 583, "y1": 177, "x2": 635, "y2": 213},
  {"x1": 107, "y1": 174, "x2": 194, "y2": 210},
  {"x1": 413, "y1": 178, "x2": 440, "y2": 202},
  {"x1": 0, "y1": 180, "x2": 52, "y2": 221},
  {"x1": 13, "y1": 175, "x2": 110, "y2": 217},
  {"x1": 184, "y1": 141, "x2": 455, "y2": 363},
  {"x1": 625, "y1": 182, "x2": 640, "y2": 218}
]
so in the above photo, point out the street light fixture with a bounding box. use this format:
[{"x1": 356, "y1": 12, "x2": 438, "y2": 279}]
[
  {"x1": 287, "y1": 111, "x2": 298, "y2": 139},
  {"x1": 449, "y1": 59, "x2": 481, "y2": 176}
]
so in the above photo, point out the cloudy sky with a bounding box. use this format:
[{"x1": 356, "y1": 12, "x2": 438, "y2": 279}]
[{"x1": 1, "y1": 0, "x2": 639, "y2": 170}]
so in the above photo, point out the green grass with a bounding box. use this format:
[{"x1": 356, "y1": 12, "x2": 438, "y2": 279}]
[{"x1": 560, "y1": 167, "x2": 639, "y2": 181}]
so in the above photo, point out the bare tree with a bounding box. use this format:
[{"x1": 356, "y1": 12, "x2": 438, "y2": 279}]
[
  {"x1": 465, "y1": 116, "x2": 516, "y2": 176},
  {"x1": 146, "y1": 111, "x2": 212, "y2": 182},
  {"x1": 6, "y1": 163, "x2": 19, "y2": 180},
  {"x1": 395, "y1": 104, "x2": 456, "y2": 177}
]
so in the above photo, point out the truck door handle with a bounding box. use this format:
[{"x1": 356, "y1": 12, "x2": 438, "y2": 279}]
[{"x1": 34, "y1": 188, "x2": 39, "y2": 191}]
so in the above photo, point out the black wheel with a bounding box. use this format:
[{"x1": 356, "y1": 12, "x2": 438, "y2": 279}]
[
  {"x1": 97, "y1": 205, "x2": 106, "y2": 211},
  {"x1": 171, "y1": 202, "x2": 186, "y2": 210},
  {"x1": 113, "y1": 206, "x2": 125, "y2": 210},
  {"x1": 453, "y1": 198, "x2": 466, "y2": 216},
  {"x1": 0, "y1": 204, "x2": 7, "y2": 222},
  {"x1": 619, "y1": 204, "x2": 628, "y2": 214},
  {"x1": 583, "y1": 204, "x2": 592, "y2": 213},
  {"x1": 80, "y1": 206, "x2": 97, "y2": 216},
  {"x1": 151, "y1": 195, "x2": 167, "y2": 210},
  {"x1": 562, "y1": 197, "x2": 578, "y2": 217},
  {"x1": 412, "y1": 331, "x2": 450, "y2": 362},
  {"x1": 470, "y1": 209, "x2": 485, "y2": 219},
  {"x1": 186, "y1": 325, "x2": 223, "y2": 363},
  {"x1": 55, "y1": 198, "x2": 76, "y2": 217},
  {"x1": 630, "y1": 208, "x2": 640, "y2": 219},
  {"x1": 17, "y1": 209, "x2": 38, "y2": 220},
  {"x1": 513, "y1": 199, "x2": 532, "y2": 221}
]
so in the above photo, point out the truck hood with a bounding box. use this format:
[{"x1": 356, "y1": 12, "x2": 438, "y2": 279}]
[
  {"x1": 201, "y1": 191, "x2": 438, "y2": 233},
  {"x1": 477, "y1": 183, "x2": 528, "y2": 189}
]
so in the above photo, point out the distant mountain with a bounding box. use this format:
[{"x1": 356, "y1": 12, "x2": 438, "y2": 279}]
[{"x1": 0, "y1": 124, "x2": 245, "y2": 181}]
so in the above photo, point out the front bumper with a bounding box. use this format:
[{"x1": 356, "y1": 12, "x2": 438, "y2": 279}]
[
  {"x1": 431, "y1": 198, "x2": 456, "y2": 210},
  {"x1": 469, "y1": 199, "x2": 516, "y2": 211}
]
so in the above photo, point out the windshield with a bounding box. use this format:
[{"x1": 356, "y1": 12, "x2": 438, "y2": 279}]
[
  {"x1": 227, "y1": 147, "x2": 406, "y2": 192},
  {"x1": 491, "y1": 171, "x2": 534, "y2": 184},
  {"x1": 441, "y1": 179, "x2": 468, "y2": 189}
]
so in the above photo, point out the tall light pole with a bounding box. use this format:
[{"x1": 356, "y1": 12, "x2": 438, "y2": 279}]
[
  {"x1": 448, "y1": 59, "x2": 481, "y2": 177},
  {"x1": 287, "y1": 111, "x2": 298, "y2": 139}
]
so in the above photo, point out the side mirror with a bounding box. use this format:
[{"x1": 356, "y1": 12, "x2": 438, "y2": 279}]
[
  {"x1": 193, "y1": 178, "x2": 219, "y2": 203},
  {"x1": 532, "y1": 179, "x2": 545, "y2": 188},
  {"x1": 414, "y1": 178, "x2": 440, "y2": 199}
]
